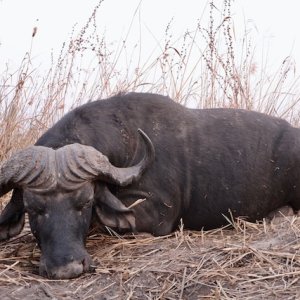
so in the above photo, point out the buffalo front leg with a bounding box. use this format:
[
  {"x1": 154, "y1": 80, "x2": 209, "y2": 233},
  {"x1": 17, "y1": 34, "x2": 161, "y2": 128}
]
[{"x1": 0, "y1": 189, "x2": 25, "y2": 240}]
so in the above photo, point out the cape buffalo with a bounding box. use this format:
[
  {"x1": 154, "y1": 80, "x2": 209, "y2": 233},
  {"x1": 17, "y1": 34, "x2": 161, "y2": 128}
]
[{"x1": 0, "y1": 92, "x2": 299, "y2": 279}]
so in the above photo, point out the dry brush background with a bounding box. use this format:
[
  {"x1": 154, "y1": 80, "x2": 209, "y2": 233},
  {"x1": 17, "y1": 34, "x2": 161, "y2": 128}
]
[{"x1": 1, "y1": 1, "x2": 300, "y2": 299}]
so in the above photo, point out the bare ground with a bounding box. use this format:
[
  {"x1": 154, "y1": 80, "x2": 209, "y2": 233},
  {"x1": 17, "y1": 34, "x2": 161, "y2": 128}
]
[{"x1": 0, "y1": 214, "x2": 300, "y2": 300}]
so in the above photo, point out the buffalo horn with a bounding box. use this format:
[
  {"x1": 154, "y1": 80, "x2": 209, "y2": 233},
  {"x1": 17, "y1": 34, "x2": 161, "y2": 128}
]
[
  {"x1": 55, "y1": 129, "x2": 155, "y2": 189},
  {"x1": 0, "y1": 146, "x2": 56, "y2": 196},
  {"x1": 0, "y1": 129, "x2": 154, "y2": 194}
]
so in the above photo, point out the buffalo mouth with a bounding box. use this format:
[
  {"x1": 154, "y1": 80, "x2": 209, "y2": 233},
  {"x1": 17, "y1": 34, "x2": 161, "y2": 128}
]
[{"x1": 39, "y1": 253, "x2": 94, "y2": 279}]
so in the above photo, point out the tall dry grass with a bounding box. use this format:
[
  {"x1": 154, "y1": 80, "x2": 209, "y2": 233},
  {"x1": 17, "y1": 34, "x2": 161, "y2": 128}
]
[{"x1": 1, "y1": 0, "x2": 300, "y2": 160}]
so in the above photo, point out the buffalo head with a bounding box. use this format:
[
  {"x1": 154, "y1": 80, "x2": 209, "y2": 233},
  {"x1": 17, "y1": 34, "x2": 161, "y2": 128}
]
[{"x1": 0, "y1": 129, "x2": 154, "y2": 279}]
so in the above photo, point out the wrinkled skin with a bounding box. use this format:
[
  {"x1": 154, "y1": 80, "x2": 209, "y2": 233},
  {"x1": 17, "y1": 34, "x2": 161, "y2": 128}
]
[{"x1": 24, "y1": 183, "x2": 94, "y2": 279}]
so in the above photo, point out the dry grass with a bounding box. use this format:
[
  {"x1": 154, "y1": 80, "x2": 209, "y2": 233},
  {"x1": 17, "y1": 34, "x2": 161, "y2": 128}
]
[
  {"x1": 0, "y1": 215, "x2": 299, "y2": 299},
  {"x1": 1, "y1": 0, "x2": 300, "y2": 299},
  {"x1": 1, "y1": 0, "x2": 300, "y2": 159}
]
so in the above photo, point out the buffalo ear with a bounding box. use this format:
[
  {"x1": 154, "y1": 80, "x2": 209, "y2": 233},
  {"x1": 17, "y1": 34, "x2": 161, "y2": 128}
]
[
  {"x1": 93, "y1": 184, "x2": 136, "y2": 232},
  {"x1": 0, "y1": 189, "x2": 25, "y2": 240}
]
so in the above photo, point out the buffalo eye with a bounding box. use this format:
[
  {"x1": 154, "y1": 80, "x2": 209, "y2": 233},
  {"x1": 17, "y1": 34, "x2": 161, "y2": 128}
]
[
  {"x1": 25, "y1": 205, "x2": 46, "y2": 217},
  {"x1": 75, "y1": 198, "x2": 93, "y2": 212}
]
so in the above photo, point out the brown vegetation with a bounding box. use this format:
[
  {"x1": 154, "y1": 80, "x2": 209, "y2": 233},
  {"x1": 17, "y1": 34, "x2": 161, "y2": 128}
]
[{"x1": 1, "y1": 216, "x2": 300, "y2": 299}]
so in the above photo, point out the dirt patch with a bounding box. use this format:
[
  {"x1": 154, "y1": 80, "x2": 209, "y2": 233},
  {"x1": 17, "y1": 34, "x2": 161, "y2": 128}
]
[{"x1": 0, "y1": 215, "x2": 300, "y2": 299}]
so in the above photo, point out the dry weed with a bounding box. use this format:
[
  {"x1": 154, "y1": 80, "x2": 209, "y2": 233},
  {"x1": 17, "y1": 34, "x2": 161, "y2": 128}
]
[{"x1": 0, "y1": 216, "x2": 299, "y2": 299}]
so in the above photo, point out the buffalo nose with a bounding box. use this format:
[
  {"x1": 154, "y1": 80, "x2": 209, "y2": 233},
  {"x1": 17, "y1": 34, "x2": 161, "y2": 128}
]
[
  {"x1": 46, "y1": 261, "x2": 84, "y2": 279},
  {"x1": 39, "y1": 251, "x2": 94, "y2": 279}
]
